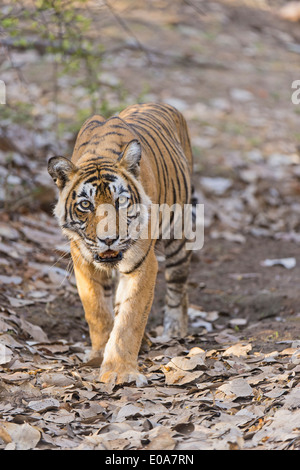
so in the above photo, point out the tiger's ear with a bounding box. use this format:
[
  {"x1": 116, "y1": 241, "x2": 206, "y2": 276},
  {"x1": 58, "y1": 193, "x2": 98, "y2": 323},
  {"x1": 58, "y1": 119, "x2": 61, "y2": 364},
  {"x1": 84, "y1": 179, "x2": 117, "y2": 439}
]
[
  {"x1": 48, "y1": 156, "x2": 77, "y2": 190},
  {"x1": 118, "y1": 140, "x2": 141, "y2": 177}
]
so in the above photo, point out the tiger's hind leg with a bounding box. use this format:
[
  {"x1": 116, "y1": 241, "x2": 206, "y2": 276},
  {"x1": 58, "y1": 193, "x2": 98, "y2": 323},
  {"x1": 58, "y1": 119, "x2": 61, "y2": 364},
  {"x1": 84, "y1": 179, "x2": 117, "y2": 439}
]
[{"x1": 163, "y1": 238, "x2": 191, "y2": 338}]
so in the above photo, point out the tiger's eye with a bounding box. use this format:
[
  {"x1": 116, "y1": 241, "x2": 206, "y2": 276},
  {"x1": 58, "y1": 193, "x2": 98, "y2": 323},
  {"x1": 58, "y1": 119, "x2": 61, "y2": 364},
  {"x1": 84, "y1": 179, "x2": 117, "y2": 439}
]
[
  {"x1": 79, "y1": 200, "x2": 92, "y2": 210},
  {"x1": 118, "y1": 195, "x2": 128, "y2": 208}
]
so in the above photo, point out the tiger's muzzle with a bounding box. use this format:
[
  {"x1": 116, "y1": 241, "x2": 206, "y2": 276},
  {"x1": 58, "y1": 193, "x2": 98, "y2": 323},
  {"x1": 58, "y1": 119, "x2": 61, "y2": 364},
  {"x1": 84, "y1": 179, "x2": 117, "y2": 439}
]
[{"x1": 93, "y1": 250, "x2": 123, "y2": 264}]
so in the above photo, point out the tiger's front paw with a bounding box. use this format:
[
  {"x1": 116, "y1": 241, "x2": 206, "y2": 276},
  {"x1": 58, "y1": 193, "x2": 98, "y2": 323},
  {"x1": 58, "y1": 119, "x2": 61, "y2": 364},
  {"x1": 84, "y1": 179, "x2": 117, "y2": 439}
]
[{"x1": 99, "y1": 363, "x2": 148, "y2": 387}]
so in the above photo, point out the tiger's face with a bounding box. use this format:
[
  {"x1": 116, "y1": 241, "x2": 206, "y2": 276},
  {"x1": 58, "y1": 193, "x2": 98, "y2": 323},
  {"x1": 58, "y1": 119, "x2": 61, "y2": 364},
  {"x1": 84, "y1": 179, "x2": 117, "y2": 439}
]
[{"x1": 48, "y1": 140, "x2": 151, "y2": 268}]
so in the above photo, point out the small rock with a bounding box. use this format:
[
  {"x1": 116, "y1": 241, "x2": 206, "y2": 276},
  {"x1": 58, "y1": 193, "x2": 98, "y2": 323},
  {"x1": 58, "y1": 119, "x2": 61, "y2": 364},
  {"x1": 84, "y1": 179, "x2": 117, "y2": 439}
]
[
  {"x1": 192, "y1": 136, "x2": 213, "y2": 149},
  {"x1": 230, "y1": 88, "x2": 254, "y2": 102},
  {"x1": 210, "y1": 97, "x2": 231, "y2": 111},
  {"x1": 200, "y1": 176, "x2": 232, "y2": 195},
  {"x1": 229, "y1": 318, "x2": 248, "y2": 328},
  {"x1": 0, "y1": 276, "x2": 23, "y2": 285},
  {"x1": 260, "y1": 258, "x2": 296, "y2": 269},
  {"x1": 0, "y1": 222, "x2": 20, "y2": 240},
  {"x1": 6, "y1": 175, "x2": 22, "y2": 185}
]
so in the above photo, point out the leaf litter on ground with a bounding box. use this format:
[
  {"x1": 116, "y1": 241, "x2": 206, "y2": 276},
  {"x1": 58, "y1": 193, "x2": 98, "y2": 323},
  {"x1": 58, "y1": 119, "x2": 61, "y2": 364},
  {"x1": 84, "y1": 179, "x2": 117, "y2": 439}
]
[{"x1": 0, "y1": 305, "x2": 299, "y2": 450}]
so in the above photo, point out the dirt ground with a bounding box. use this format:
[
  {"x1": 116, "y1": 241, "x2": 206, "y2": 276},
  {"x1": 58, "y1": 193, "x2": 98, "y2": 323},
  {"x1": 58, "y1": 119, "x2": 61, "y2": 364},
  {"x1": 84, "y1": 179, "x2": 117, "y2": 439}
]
[
  {"x1": 25, "y1": 0, "x2": 300, "y2": 350},
  {"x1": 0, "y1": 0, "x2": 300, "y2": 450}
]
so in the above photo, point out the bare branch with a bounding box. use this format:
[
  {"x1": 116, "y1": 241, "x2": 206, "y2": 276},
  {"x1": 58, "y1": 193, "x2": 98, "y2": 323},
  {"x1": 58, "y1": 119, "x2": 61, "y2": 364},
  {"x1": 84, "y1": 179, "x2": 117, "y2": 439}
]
[
  {"x1": 102, "y1": 0, "x2": 153, "y2": 65},
  {"x1": 0, "y1": 37, "x2": 228, "y2": 70}
]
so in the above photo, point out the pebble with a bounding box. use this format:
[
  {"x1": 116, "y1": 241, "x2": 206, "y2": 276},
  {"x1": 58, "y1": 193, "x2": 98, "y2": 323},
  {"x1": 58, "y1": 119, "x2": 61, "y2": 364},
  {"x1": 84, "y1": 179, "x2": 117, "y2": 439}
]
[
  {"x1": 200, "y1": 176, "x2": 232, "y2": 195},
  {"x1": 0, "y1": 223, "x2": 20, "y2": 240},
  {"x1": 230, "y1": 88, "x2": 254, "y2": 102}
]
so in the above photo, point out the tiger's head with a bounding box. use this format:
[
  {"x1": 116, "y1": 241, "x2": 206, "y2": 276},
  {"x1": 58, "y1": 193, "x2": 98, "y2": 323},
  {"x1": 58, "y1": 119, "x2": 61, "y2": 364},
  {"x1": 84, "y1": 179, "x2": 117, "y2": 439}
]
[{"x1": 48, "y1": 139, "x2": 151, "y2": 269}]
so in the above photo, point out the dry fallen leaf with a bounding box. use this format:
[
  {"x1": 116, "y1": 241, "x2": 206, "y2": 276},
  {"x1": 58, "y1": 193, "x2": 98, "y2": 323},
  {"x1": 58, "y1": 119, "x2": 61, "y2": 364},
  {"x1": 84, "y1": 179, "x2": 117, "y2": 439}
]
[
  {"x1": 169, "y1": 353, "x2": 206, "y2": 371},
  {"x1": 0, "y1": 426, "x2": 12, "y2": 444},
  {"x1": 145, "y1": 426, "x2": 176, "y2": 450},
  {"x1": 162, "y1": 363, "x2": 203, "y2": 385},
  {"x1": 19, "y1": 317, "x2": 49, "y2": 343},
  {"x1": 223, "y1": 343, "x2": 252, "y2": 358},
  {"x1": 39, "y1": 371, "x2": 75, "y2": 387},
  {"x1": 27, "y1": 398, "x2": 60, "y2": 413},
  {"x1": 6, "y1": 296, "x2": 34, "y2": 307},
  {"x1": 43, "y1": 409, "x2": 75, "y2": 424},
  {"x1": 115, "y1": 404, "x2": 143, "y2": 421},
  {"x1": 252, "y1": 409, "x2": 300, "y2": 446},
  {"x1": 218, "y1": 378, "x2": 254, "y2": 399},
  {"x1": 0, "y1": 422, "x2": 40, "y2": 450}
]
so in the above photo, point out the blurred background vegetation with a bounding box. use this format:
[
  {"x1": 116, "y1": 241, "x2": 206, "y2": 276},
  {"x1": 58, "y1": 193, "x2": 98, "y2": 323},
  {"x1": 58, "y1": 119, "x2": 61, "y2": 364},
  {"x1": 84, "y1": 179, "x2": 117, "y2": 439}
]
[
  {"x1": 1, "y1": 1, "x2": 134, "y2": 135},
  {"x1": 0, "y1": 0, "x2": 300, "y2": 215}
]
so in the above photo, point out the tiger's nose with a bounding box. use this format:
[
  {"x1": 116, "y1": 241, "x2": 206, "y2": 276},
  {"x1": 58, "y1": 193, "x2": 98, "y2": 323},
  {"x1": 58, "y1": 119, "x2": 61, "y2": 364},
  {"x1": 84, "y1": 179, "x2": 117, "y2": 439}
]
[{"x1": 97, "y1": 236, "x2": 118, "y2": 247}]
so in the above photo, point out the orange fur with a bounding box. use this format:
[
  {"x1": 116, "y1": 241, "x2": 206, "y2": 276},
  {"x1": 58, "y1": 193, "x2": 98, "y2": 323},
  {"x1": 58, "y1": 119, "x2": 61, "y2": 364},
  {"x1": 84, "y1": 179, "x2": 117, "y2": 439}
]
[{"x1": 48, "y1": 103, "x2": 193, "y2": 386}]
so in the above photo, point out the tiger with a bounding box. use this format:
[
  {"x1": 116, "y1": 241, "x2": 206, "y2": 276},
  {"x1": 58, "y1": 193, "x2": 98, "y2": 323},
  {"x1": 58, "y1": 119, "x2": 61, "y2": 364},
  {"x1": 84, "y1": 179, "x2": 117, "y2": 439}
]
[{"x1": 48, "y1": 103, "x2": 194, "y2": 386}]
